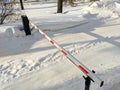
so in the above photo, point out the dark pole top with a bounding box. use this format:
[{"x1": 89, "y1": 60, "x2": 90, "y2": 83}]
[{"x1": 20, "y1": 0, "x2": 24, "y2": 10}]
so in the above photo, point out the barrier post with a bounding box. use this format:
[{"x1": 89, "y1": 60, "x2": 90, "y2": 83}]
[
  {"x1": 83, "y1": 70, "x2": 95, "y2": 90},
  {"x1": 20, "y1": 0, "x2": 31, "y2": 36}
]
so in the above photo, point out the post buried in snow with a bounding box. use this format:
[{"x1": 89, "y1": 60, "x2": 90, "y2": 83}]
[{"x1": 20, "y1": 0, "x2": 31, "y2": 36}]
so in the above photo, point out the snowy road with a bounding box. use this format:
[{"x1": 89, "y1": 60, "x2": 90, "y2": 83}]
[{"x1": 0, "y1": 1, "x2": 120, "y2": 90}]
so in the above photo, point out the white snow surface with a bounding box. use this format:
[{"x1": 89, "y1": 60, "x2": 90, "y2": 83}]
[{"x1": 0, "y1": 1, "x2": 120, "y2": 90}]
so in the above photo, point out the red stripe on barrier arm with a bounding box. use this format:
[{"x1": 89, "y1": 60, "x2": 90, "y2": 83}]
[
  {"x1": 50, "y1": 40, "x2": 54, "y2": 44},
  {"x1": 42, "y1": 33, "x2": 46, "y2": 36},
  {"x1": 61, "y1": 50, "x2": 67, "y2": 56},
  {"x1": 78, "y1": 65, "x2": 89, "y2": 74}
]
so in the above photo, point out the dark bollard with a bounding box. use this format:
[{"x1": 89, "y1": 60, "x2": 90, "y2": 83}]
[
  {"x1": 57, "y1": 0, "x2": 63, "y2": 13},
  {"x1": 21, "y1": 15, "x2": 31, "y2": 36}
]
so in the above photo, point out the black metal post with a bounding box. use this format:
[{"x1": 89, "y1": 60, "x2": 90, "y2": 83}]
[
  {"x1": 20, "y1": 0, "x2": 31, "y2": 36},
  {"x1": 83, "y1": 70, "x2": 95, "y2": 90},
  {"x1": 57, "y1": 0, "x2": 63, "y2": 13},
  {"x1": 20, "y1": 0, "x2": 24, "y2": 10}
]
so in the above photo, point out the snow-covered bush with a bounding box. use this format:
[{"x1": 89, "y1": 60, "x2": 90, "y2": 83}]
[{"x1": 0, "y1": 0, "x2": 21, "y2": 24}]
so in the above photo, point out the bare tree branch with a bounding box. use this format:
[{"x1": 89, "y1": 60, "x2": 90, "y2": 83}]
[{"x1": 0, "y1": 0, "x2": 19, "y2": 24}]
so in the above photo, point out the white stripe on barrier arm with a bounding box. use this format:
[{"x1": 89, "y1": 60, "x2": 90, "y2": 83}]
[{"x1": 30, "y1": 22, "x2": 104, "y2": 87}]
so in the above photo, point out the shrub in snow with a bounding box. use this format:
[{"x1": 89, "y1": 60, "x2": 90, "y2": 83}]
[{"x1": 0, "y1": 0, "x2": 21, "y2": 24}]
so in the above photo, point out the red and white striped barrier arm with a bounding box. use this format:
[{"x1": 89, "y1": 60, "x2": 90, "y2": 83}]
[{"x1": 30, "y1": 22, "x2": 104, "y2": 87}]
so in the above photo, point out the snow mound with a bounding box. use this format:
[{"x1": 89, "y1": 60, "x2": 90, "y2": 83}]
[
  {"x1": 0, "y1": 26, "x2": 13, "y2": 39},
  {"x1": 0, "y1": 26, "x2": 25, "y2": 38},
  {"x1": 90, "y1": 1, "x2": 103, "y2": 8},
  {"x1": 90, "y1": 1, "x2": 120, "y2": 17},
  {"x1": 90, "y1": 1, "x2": 120, "y2": 9},
  {"x1": 115, "y1": 2, "x2": 120, "y2": 15}
]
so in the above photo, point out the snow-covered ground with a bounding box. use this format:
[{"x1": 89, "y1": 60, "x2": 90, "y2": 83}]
[{"x1": 0, "y1": 1, "x2": 120, "y2": 90}]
